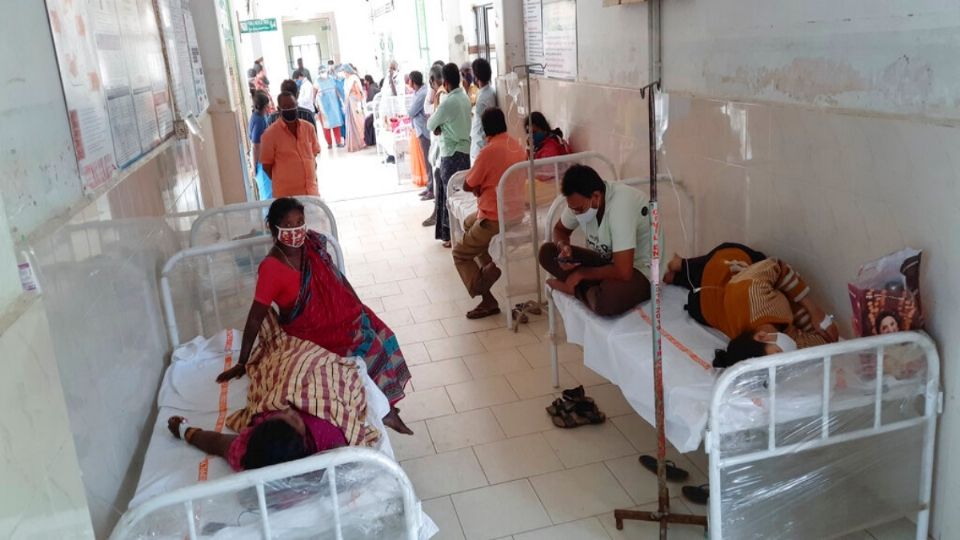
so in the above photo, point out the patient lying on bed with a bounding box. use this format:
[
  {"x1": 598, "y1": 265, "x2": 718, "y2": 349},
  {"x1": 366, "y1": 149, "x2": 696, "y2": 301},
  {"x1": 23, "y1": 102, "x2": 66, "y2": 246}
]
[
  {"x1": 166, "y1": 311, "x2": 380, "y2": 471},
  {"x1": 665, "y1": 242, "x2": 839, "y2": 368}
]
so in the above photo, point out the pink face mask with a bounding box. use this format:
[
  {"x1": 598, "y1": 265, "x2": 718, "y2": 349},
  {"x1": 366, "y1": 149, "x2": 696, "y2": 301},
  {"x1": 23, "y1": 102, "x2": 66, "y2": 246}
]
[{"x1": 277, "y1": 225, "x2": 306, "y2": 248}]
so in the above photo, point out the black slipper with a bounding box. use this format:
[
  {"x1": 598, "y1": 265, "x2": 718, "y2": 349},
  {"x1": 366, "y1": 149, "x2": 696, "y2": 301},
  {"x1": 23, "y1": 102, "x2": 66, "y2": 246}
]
[
  {"x1": 682, "y1": 484, "x2": 709, "y2": 505},
  {"x1": 562, "y1": 385, "x2": 585, "y2": 401},
  {"x1": 638, "y1": 455, "x2": 690, "y2": 482},
  {"x1": 545, "y1": 398, "x2": 575, "y2": 417}
]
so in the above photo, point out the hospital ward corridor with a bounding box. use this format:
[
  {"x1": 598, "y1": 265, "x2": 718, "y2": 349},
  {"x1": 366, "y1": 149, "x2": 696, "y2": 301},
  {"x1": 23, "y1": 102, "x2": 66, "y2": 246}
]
[{"x1": 1, "y1": 1, "x2": 958, "y2": 539}]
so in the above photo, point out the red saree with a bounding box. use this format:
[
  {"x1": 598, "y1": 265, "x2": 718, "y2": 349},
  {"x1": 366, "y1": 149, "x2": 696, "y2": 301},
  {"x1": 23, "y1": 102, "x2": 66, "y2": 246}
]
[{"x1": 279, "y1": 231, "x2": 411, "y2": 405}]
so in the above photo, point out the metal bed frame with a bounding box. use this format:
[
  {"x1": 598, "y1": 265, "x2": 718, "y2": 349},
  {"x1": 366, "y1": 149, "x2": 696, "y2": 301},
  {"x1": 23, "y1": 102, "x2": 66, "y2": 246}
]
[
  {"x1": 110, "y1": 447, "x2": 420, "y2": 540},
  {"x1": 188, "y1": 196, "x2": 339, "y2": 248},
  {"x1": 114, "y1": 227, "x2": 424, "y2": 539}
]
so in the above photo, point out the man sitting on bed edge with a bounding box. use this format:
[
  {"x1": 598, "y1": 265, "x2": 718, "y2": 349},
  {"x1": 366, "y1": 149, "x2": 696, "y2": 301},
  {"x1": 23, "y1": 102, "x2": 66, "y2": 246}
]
[
  {"x1": 665, "y1": 242, "x2": 840, "y2": 367},
  {"x1": 540, "y1": 164, "x2": 653, "y2": 317}
]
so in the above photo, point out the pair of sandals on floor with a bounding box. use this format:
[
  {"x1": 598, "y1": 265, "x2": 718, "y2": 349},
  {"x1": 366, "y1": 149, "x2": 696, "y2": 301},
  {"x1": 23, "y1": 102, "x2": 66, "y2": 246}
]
[
  {"x1": 637, "y1": 454, "x2": 709, "y2": 506},
  {"x1": 545, "y1": 385, "x2": 606, "y2": 428}
]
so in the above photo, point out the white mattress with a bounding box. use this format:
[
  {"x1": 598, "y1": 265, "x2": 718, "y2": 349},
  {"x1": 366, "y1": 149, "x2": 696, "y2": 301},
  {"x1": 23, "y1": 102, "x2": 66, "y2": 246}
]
[
  {"x1": 131, "y1": 330, "x2": 437, "y2": 539},
  {"x1": 552, "y1": 285, "x2": 926, "y2": 453}
]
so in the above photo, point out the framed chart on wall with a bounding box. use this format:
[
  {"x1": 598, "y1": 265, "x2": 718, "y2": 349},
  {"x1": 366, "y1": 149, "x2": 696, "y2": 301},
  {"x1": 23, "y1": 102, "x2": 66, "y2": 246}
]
[
  {"x1": 523, "y1": 0, "x2": 577, "y2": 80},
  {"x1": 46, "y1": 0, "x2": 207, "y2": 191}
]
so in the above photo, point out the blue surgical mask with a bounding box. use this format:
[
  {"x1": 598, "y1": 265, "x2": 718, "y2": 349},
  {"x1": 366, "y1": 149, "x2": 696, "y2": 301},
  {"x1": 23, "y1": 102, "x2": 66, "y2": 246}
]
[
  {"x1": 532, "y1": 131, "x2": 547, "y2": 148},
  {"x1": 296, "y1": 79, "x2": 304, "y2": 88}
]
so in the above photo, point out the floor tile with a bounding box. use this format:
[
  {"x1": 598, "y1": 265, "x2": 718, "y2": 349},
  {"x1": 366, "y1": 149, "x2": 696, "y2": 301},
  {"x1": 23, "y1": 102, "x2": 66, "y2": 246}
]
[
  {"x1": 373, "y1": 265, "x2": 416, "y2": 283},
  {"x1": 491, "y1": 397, "x2": 559, "y2": 437},
  {"x1": 452, "y1": 480, "x2": 553, "y2": 540},
  {"x1": 382, "y1": 289, "x2": 434, "y2": 311},
  {"x1": 517, "y1": 341, "x2": 583, "y2": 368},
  {"x1": 477, "y1": 327, "x2": 541, "y2": 352},
  {"x1": 474, "y1": 433, "x2": 564, "y2": 485},
  {"x1": 411, "y1": 301, "x2": 466, "y2": 323},
  {"x1": 513, "y1": 517, "x2": 612, "y2": 540},
  {"x1": 461, "y1": 348, "x2": 532, "y2": 379},
  {"x1": 598, "y1": 500, "x2": 708, "y2": 540},
  {"x1": 446, "y1": 376, "x2": 520, "y2": 412},
  {"x1": 425, "y1": 283, "x2": 474, "y2": 303},
  {"x1": 868, "y1": 518, "x2": 921, "y2": 539},
  {"x1": 354, "y1": 281, "x2": 402, "y2": 299},
  {"x1": 506, "y1": 365, "x2": 578, "y2": 400},
  {"x1": 393, "y1": 320, "x2": 448, "y2": 345},
  {"x1": 424, "y1": 334, "x2": 488, "y2": 361},
  {"x1": 427, "y1": 408, "x2": 506, "y2": 453},
  {"x1": 402, "y1": 341, "x2": 432, "y2": 366},
  {"x1": 392, "y1": 421, "x2": 436, "y2": 461},
  {"x1": 401, "y1": 387, "x2": 456, "y2": 422},
  {"x1": 441, "y1": 314, "x2": 506, "y2": 337},
  {"x1": 377, "y1": 307, "x2": 415, "y2": 328},
  {"x1": 402, "y1": 448, "x2": 488, "y2": 499},
  {"x1": 606, "y1": 452, "x2": 707, "y2": 511},
  {"x1": 530, "y1": 463, "x2": 634, "y2": 523},
  {"x1": 422, "y1": 497, "x2": 466, "y2": 540},
  {"x1": 409, "y1": 358, "x2": 473, "y2": 390},
  {"x1": 564, "y1": 360, "x2": 610, "y2": 386},
  {"x1": 611, "y1": 414, "x2": 659, "y2": 453},
  {"x1": 587, "y1": 384, "x2": 635, "y2": 417},
  {"x1": 542, "y1": 422, "x2": 636, "y2": 468}
]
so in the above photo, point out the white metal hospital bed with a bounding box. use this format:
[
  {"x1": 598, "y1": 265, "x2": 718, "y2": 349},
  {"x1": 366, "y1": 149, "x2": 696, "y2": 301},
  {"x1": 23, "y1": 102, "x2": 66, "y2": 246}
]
[
  {"x1": 447, "y1": 151, "x2": 619, "y2": 328},
  {"x1": 188, "y1": 196, "x2": 339, "y2": 249},
  {"x1": 542, "y1": 197, "x2": 942, "y2": 537},
  {"x1": 111, "y1": 215, "x2": 437, "y2": 538}
]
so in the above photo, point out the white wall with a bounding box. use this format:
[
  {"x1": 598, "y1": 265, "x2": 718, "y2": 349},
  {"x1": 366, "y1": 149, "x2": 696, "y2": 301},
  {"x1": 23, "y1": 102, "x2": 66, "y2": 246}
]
[
  {"x1": 662, "y1": 0, "x2": 960, "y2": 119},
  {"x1": 530, "y1": 2, "x2": 960, "y2": 538}
]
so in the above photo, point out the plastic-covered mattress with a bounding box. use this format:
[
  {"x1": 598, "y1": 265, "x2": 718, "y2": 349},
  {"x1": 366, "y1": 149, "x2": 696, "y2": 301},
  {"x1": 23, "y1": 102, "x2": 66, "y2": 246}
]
[
  {"x1": 129, "y1": 330, "x2": 437, "y2": 539},
  {"x1": 552, "y1": 285, "x2": 927, "y2": 453}
]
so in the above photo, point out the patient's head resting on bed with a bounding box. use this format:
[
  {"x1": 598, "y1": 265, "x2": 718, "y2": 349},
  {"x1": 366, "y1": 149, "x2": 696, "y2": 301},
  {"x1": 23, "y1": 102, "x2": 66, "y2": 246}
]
[
  {"x1": 241, "y1": 412, "x2": 311, "y2": 470},
  {"x1": 714, "y1": 328, "x2": 795, "y2": 368}
]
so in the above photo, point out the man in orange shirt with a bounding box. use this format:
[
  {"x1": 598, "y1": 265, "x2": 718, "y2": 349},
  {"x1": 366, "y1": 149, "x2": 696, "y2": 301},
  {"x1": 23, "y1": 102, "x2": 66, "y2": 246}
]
[
  {"x1": 453, "y1": 107, "x2": 527, "y2": 319},
  {"x1": 260, "y1": 91, "x2": 321, "y2": 197}
]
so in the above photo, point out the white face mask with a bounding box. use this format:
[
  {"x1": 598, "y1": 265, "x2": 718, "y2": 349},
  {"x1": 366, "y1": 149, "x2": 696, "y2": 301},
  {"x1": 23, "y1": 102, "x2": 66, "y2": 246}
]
[
  {"x1": 774, "y1": 332, "x2": 798, "y2": 353},
  {"x1": 574, "y1": 205, "x2": 598, "y2": 227}
]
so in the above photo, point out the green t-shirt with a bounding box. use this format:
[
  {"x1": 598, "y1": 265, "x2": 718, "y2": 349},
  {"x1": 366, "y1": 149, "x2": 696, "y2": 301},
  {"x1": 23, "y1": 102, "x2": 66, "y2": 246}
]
[{"x1": 560, "y1": 180, "x2": 651, "y2": 278}]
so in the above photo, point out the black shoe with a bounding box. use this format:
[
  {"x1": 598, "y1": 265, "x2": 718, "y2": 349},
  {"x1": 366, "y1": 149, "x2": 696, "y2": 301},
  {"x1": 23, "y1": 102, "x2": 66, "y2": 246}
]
[
  {"x1": 418, "y1": 188, "x2": 430, "y2": 196},
  {"x1": 385, "y1": 155, "x2": 396, "y2": 164},
  {"x1": 682, "y1": 484, "x2": 709, "y2": 506},
  {"x1": 422, "y1": 216, "x2": 436, "y2": 227},
  {"x1": 421, "y1": 193, "x2": 435, "y2": 201}
]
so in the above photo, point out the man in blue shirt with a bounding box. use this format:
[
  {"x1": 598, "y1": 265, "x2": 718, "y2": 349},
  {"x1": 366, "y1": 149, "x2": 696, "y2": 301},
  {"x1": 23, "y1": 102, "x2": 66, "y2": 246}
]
[{"x1": 408, "y1": 71, "x2": 434, "y2": 201}]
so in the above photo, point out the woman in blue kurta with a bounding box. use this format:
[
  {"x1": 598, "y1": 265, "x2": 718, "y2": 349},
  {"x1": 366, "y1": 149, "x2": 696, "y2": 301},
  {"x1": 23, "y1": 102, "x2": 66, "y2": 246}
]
[{"x1": 316, "y1": 68, "x2": 345, "y2": 148}]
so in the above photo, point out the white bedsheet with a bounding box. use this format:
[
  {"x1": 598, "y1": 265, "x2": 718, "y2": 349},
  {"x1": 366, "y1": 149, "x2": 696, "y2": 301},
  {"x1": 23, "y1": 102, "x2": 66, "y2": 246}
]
[
  {"x1": 553, "y1": 285, "x2": 927, "y2": 453},
  {"x1": 131, "y1": 330, "x2": 437, "y2": 538},
  {"x1": 553, "y1": 286, "x2": 725, "y2": 453}
]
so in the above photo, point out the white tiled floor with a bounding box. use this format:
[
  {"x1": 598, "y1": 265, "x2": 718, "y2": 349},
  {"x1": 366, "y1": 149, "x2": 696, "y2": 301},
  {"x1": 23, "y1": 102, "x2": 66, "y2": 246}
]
[{"x1": 325, "y1": 168, "x2": 912, "y2": 539}]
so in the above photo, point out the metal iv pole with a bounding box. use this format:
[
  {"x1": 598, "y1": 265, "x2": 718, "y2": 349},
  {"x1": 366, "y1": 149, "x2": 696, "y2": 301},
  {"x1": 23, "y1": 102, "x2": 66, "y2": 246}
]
[
  {"x1": 512, "y1": 63, "x2": 546, "y2": 311},
  {"x1": 613, "y1": 0, "x2": 707, "y2": 537}
]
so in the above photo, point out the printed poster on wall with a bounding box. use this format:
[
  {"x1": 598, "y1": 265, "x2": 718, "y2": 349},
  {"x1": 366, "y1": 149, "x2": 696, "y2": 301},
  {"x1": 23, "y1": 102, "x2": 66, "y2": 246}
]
[
  {"x1": 541, "y1": 0, "x2": 577, "y2": 80},
  {"x1": 182, "y1": 4, "x2": 209, "y2": 113},
  {"x1": 45, "y1": 0, "x2": 118, "y2": 190},
  {"x1": 523, "y1": 0, "x2": 545, "y2": 74}
]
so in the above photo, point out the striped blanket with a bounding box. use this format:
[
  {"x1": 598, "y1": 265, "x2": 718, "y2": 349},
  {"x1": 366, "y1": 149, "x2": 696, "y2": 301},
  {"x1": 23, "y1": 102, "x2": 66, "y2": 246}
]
[{"x1": 226, "y1": 310, "x2": 380, "y2": 448}]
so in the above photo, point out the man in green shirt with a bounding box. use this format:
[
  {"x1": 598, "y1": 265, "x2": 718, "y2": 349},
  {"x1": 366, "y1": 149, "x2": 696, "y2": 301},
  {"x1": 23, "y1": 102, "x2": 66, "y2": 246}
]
[{"x1": 426, "y1": 63, "x2": 472, "y2": 247}]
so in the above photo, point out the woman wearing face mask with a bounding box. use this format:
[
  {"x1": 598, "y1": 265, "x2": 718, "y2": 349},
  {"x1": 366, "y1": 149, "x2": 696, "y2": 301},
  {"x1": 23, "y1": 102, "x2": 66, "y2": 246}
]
[
  {"x1": 216, "y1": 198, "x2": 414, "y2": 435},
  {"x1": 540, "y1": 164, "x2": 653, "y2": 317},
  {"x1": 664, "y1": 243, "x2": 840, "y2": 368},
  {"x1": 525, "y1": 112, "x2": 572, "y2": 161}
]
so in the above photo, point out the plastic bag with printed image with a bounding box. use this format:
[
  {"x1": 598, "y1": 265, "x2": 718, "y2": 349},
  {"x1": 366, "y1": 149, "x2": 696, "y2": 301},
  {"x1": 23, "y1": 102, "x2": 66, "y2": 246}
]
[{"x1": 848, "y1": 248, "x2": 923, "y2": 338}]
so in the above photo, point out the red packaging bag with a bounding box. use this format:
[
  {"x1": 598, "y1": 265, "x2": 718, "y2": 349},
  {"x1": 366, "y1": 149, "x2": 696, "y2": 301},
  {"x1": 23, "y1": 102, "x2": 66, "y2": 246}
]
[{"x1": 848, "y1": 248, "x2": 923, "y2": 337}]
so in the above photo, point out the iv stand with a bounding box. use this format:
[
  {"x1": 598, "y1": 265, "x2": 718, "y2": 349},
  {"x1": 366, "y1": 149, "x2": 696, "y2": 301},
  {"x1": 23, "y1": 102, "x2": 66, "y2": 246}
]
[
  {"x1": 511, "y1": 63, "x2": 547, "y2": 311},
  {"x1": 613, "y1": 81, "x2": 708, "y2": 539}
]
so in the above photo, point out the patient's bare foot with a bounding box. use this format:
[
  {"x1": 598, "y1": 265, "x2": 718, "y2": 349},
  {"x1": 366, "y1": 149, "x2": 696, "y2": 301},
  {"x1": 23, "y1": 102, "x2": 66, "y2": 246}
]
[
  {"x1": 664, "y1": 254, "x2": 683, "y2": 284},
  {"x1": 547, "y1": 278, "x2": 575, "y2": 295},
  {"x1": 383, "y1": 407, "x2": 414, "y2": 435}
]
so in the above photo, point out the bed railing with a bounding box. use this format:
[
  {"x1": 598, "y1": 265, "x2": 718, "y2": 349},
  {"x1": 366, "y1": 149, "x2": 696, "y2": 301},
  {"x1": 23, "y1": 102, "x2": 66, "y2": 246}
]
[
  {"x1": 109, "y1": 447, "x2": 421, "y2": 540},
  {"x1": 159, "y1": 235, "x2": 345, "y2": 349},
  {"x1": 189, "y1": 196, "x2": 339, "y2": 248},
  {"x1": 707, "y1": 331, "x2": 941, "y2": 540}
]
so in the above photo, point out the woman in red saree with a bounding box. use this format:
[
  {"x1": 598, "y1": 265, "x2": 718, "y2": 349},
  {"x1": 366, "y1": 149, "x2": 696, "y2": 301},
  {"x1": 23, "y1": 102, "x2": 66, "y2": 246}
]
[{"x1": 217, "y1": 197, "x2": 413, "y2": 434}]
